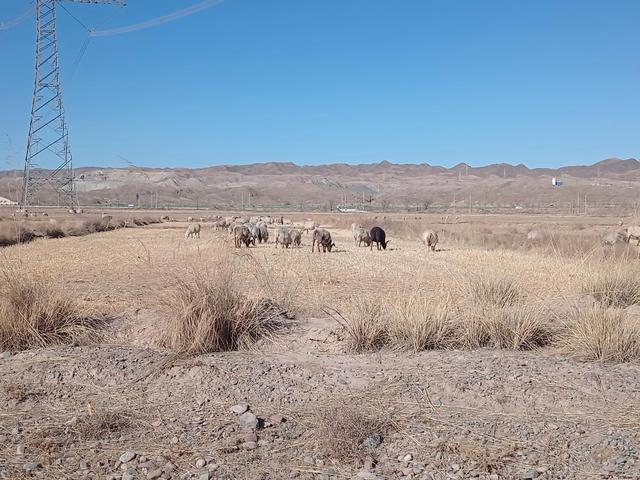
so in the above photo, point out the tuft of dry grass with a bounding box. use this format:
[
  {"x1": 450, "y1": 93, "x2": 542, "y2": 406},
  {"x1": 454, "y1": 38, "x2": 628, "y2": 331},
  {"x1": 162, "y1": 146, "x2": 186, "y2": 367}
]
[
  {"x1": 161, "y1": 261, "x2": 289, "y2": 354},
  {"x1": 387, "y1": 296, "x2": 454, "y2": 351},
  {"x1": 583, "y1": 267, "x2": 640, "y2": 308},
  {"x1": 559, "y1": 307, "x2": 640, "y2": 363},
  {"x1": 329, "y1": 299, "x2": 388, "y2": 352},
  {"x1": 0, "y1": 270, "x2": 107, "y2": 351},
  {"x1": 467, "y1": 277, "x2": 523, "y2": 308},
  {"x1": 313, "y1": 402, "x2": 392, "y2": 461},
  {"x1": 75, "y1": 411, "x2": 133, "y2": 440}
]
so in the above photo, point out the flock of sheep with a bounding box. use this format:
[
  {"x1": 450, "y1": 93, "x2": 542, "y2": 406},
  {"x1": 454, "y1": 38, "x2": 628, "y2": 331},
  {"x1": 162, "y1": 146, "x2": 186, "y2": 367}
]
[{"x1": 183, "y1": 215, "x2": 440, "y2": 252}]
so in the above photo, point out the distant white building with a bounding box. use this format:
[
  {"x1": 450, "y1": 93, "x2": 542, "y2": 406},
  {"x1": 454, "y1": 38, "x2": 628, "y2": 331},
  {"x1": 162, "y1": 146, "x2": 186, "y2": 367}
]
[
  {"x1": 552, "y1": 178, "x2": 563, "y2": 187},
  {"x1": 0, "y1": 196, "x2": 18, "y2": 206}
]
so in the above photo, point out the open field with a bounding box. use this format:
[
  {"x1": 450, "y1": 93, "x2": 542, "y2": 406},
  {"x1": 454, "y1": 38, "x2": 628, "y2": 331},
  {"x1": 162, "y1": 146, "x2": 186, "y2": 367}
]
[{"x1": 1, "y1": 210, "x2": 640, "y2": 479}]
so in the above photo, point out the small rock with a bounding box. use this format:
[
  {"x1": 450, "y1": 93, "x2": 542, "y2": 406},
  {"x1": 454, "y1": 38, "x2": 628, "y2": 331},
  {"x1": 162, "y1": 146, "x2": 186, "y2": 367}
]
[
  {"x1": 15, "y1": 445, "x2": 25, "y2": 455},
  {"x1": 243, "y1": 441, "x2": 258, "y2": 450},
  {"x1": 303, "y1": 455, "x2": 315, "y2": 465},
  {"x1": 1, "y1": 351, "x2": 11, "y2": 359},
  {"x1": 195, "y1": 458, "x2": 207, "y2": 468},
  {"x1": 147, "y1": 468, "x2": 163, "y2": 479},
  {"x1": 403, "y1": 454, "x2": 413, "y2": 462},
  {"x1": 198, "y1": 473, "x2": 211, "y2": 480},
  {"x1": 363, "y1": 456, "x2": 376, "y2": 471},
  {"x1": 79, "y1": 461, "x2": 88, "y2": 470},
  {"x1": 170, "y1": 436, "x2": 179, "y2": 444},
  {"x1": 520, "y1": 470, "x2": 539, "y2": 480},
  {"x1": 230, "y1": 404, "x2": 249, "y2": 414},
  {"x1": 238, "y1": 412, "x2": 259, "y2": 429},
  {"x1": 139, "y1": 461, "x2": 156, "y2": 470},
  {"x1": 23, "y1": 463, "x2": 40, "y2": 472},
  {"x1": 122, "y1": 470, "x2": 136, "y2": 480},
  {"x1": 321, "y1": 468, "x2": 336, "y2": 479},
  {"x1": 269, "y1": 414, "x2": 285, "y2": 424},
  {"x1": 362, "y1": 433, "x2": 382, "y2": 449},
  {"x1": 119, "y1": 451, "x2": 137, "y2": 463},
  {"x1": 489, "y1": 475, "x2": 499, "y2": 480},
  {"x1": 241, "y1": 431, "x2": 258, "y2": 443},
  {"x1": 11, "y1": 426, "x2": 21, "y2": 435}
]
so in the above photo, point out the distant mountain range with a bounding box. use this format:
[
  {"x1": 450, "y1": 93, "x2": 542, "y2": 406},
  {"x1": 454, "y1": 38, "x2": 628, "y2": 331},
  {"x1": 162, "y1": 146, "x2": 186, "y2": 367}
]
[{"x1": 1, "y1": 158, "x2": 639, "y2": 209}]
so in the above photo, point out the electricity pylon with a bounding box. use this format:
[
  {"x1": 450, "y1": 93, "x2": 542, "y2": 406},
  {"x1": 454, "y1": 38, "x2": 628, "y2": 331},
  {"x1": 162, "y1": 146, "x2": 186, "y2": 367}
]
[{"x1": 21, "y1": 0, "x2": 125, "y2": 209}]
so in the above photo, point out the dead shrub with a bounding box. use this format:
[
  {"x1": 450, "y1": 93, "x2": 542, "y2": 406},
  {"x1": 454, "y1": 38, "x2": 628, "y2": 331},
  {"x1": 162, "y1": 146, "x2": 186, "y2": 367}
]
[
  {"x1": 75, "y1": 411, "x2": 133, "y2": 440},
  {"x1": 161, "y1": 262, "x2": 288, "y2": 354},
  {"x1": 0, "y1": 271, "x2": 106, "y2": 351},
  {"x1": 559, "y1": 307, "x2": 640, "y2": 363},
  {"x1": 328, "y1": 299, "x2": 388, "y2": 352},
  {"x1": 584, "y1": 268, "x2": 640, "y2": 308},
  {"x1": 455, "y1": 303, "x2": 553, "y2": 350},
  {"x1": 313, "y1": 402, "x2": 392, "y2": 461},
  {"x1": 467, "y1": 277, "x2": 523, "y2": 308},
  {"x1": 387, "y1": 296, "x2": 454, "y2": 351}
]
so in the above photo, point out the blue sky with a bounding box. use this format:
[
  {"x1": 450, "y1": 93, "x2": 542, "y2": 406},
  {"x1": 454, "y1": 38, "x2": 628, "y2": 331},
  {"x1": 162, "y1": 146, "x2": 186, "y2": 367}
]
[{"x1": 1, "y1": 0, "x2": 639, "y2": 169}]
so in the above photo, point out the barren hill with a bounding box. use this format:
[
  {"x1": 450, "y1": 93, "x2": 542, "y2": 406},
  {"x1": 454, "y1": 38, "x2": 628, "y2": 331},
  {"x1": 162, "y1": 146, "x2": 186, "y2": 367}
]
[{"x1": 2, "y1": 158, "x2": 639, "y2": 211}]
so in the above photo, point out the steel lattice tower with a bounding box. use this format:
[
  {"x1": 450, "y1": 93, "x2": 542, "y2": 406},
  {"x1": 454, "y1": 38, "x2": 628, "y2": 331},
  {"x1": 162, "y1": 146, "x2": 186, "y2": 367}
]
[{"x1": 21, "y1": 0, "x2": 124, "y2": 208}]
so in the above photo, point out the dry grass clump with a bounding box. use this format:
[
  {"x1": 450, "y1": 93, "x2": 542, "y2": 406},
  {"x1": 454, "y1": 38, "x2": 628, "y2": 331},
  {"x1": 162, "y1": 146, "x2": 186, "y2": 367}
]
[
  {"x1": 162, "y1": 262, "x2": 288, "y2": 354},
  {"x1": 313, "y1": 402, "x2": 392, "y2": 461},
  {"x1": 0, "y1": 271, "x2": 107, "y2": 351},
  {"x1": 387, "y1": 296, "x2": 454, "y2": 351},
  {"x1": 583, "y1": 268, "x2": 640, "y2": 308},
  {"x1": 467, "y1": 277, "x2": 523, "y2": 308},
  {"x1": 75, "y1": 411, "x2": 133, "y2": 440},
  {"x1": 559, "y1": 307, "x2": 640, "y2": 363},
  {"x1": 329, "y1": 299, "x2": 388, "y2": 352}
]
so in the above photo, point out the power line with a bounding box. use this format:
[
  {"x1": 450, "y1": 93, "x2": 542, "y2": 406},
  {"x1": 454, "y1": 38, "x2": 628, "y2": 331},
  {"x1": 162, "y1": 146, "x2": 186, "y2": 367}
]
[
  {"x1": 0, "y1": 3, "x2": 35, "y2": 32},
  {"x1": 90, "y1": 0, "x2": 223, "y2": 37}
]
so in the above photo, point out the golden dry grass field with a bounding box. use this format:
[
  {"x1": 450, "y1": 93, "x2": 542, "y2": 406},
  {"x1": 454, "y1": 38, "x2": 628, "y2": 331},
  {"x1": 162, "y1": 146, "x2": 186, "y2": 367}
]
[{"x1": 1, "y1": 210, "x2": 640, "y2": 479}]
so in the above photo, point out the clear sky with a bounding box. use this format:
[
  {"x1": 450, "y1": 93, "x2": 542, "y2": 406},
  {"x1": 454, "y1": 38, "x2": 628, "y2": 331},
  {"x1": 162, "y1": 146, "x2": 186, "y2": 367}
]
[{"x1": 1, "y1": 0, "x2": 639, "y2": 170}]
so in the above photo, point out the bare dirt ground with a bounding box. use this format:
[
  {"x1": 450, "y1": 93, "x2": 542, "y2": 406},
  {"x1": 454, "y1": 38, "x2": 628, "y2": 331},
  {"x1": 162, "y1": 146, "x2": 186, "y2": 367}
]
[{"x1": 1, "y1": 213, "x2": 639, "y2": 479}]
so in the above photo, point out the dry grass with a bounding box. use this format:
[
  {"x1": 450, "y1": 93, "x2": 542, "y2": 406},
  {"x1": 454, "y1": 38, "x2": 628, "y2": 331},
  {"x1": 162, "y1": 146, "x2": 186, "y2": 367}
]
[
  {"x1": 0, "y1": 215, "x2": 161, "y2": 247},
  {"x1": 387, "y1": 296, "x2": 454, "y2": 351},
  {"x1": 161, "y1": 261, "x2": 289, "y2": 354},
  {"x1": 559, "y1": 307, "x2": 640, "y2": 363},
  {"x1": 466, "y1": 277, "x2": 523, "y2": 308},
  {"x1": 74, "y1": 411, "x2": 133, "y2": 440},
  {"x1": 329, "y1": 299, "x2": 388, "y2": 352},
  {"x1": 584, "y1": 267, "x2": 640, "y2": 308},
  {"x1": 313, "y1": 402, "x2": 392, "y2": 461},
  {"x1": 0, "y1": 269, "x2": 107, "y2": 351}
]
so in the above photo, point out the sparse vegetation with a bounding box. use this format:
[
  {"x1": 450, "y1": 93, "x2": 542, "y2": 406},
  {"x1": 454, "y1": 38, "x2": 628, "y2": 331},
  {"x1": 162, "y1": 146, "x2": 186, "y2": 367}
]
[
  {"x1": 75, "y1": 411, "x2": 133, "y2": 440},
  {"x1": 584, "y1": 267, "x2": 640, "y2": 308},
  {"x1": 559, "y1": 307, "x2": 640, "y2": 363},
  {"x1": 162, "y1": 262, "x2": 288, "y2": 354},
  {"x1": 0, "y1": 270, "x2": 107, "y2": 351},
  {"x1": 313, "y1": 402, "x2": 392, "y2": 461}
]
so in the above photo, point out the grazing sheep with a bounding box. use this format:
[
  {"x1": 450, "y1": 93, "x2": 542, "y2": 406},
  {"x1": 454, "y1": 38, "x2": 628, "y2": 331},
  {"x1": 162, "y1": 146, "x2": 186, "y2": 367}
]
[
  {"x1": 354, "y1": 227, "x2": 371, "y2": 247},
  {"x1": 187, "y1": 216, "x2": 194, "y2": 222},
  {"x1": 369, "y1": 226, "x2": 389, "y2": 251},
  {"x1": 275, "y1": 227, "x2": 292, "y2": 249},
  {"x1": 625, "y1": 226, "x2": 640, "y2": 245},
  {"x1": 257, "y1": 222, "x2": 269, "y2": 243},
  {"x1": 161, "y1": 215, "x2": 171, "y2": 222},
  {"x1": 350, "y1": 222, "x2": 362, "y2": 233},
  {"x1": 185, "y1": 223, "x2": 201, "y2": 239},
  {"x1": 526, "y1": 230, "x2": 546, "y2": 241},
  {"x1": 312, "y1": 228, "x2": 335, "y2": 253},
  {"x1": 291, "y1": 228, "x2": 302, "y2": 247},
  {"x1": 233, "y1": 224, "x2": 253, "y2": 248},
  {"x1": 618, "y1": 219, "x2": 624, "y2": 227},
  {"x1": 422, "y1": 229, "x2": 438, "y2": 252},
  {"x1": 303, "y1": 220, "x2": 317, "y2": 233},
  {"x1": 603, "y1": 230, "x2": 628, "y2": 246}
]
